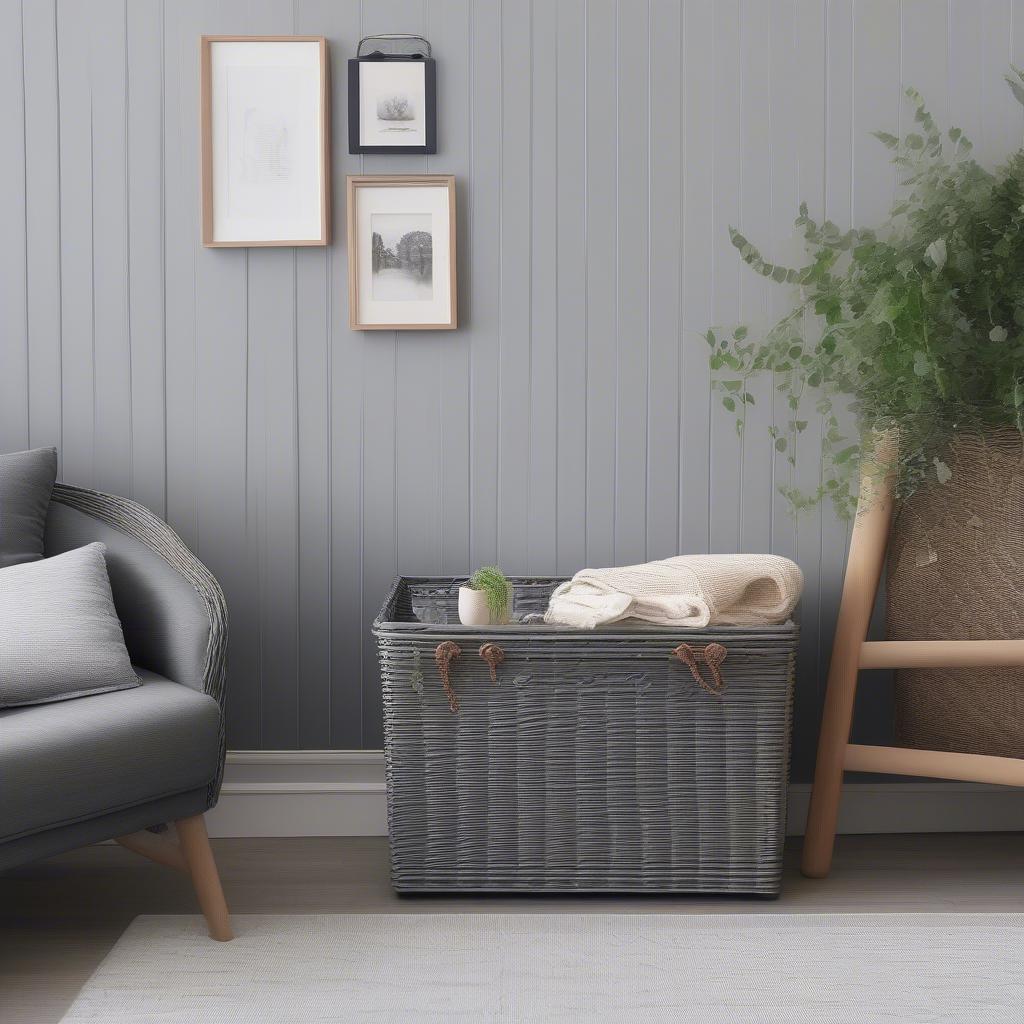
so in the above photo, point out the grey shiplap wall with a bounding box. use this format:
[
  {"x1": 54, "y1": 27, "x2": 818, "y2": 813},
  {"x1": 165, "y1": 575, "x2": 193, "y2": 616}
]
[{"x1": 3, "y1": 1, "x2": 1024, "y2": 776}]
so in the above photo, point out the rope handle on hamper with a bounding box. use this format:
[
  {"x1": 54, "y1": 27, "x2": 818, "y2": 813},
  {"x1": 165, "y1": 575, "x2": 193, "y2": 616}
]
[
  {"x1": 434, "y1": 641, "x2": 462, "y2": 712},
  {"x1": 672, "y1": 642, "x2": 728, "y2": 696},
  {"x1": 479, "y1": 643, "x2": 505, "y2": 683}
]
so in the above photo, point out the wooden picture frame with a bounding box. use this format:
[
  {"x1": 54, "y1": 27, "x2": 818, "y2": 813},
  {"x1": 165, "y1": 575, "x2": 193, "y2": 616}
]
[
  {"x1": 346, "y1": 175, "x2": 457, "y2": 331},
  {"x1": 200, "y1": 36, "x2": 330, "y2": 247},
  {"x1": 347, "y1": 56, "x2": 437, "y2": 155}
]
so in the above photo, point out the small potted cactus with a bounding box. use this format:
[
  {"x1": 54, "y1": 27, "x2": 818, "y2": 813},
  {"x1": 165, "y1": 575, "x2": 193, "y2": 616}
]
[{"x1": 458, "y1": 566, "x2": 512, "y2": 626}]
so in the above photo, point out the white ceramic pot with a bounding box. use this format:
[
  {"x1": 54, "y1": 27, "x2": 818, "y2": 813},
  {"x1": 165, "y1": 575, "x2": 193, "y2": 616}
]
[{"x1": 458, "y1": 586, "x2": 493, "y2": 626}]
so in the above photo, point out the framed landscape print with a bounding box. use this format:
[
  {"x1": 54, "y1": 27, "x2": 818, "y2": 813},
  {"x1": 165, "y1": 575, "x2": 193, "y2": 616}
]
[
  {"x1": 347, "y1": 53, "x2": 437, "y2": 154},
  {"x1": 346, "y1": 175, "x2": 457, "y2": 330},
  {"x1": 200, "y1": 36, "x2": 330, "y2": 247}
]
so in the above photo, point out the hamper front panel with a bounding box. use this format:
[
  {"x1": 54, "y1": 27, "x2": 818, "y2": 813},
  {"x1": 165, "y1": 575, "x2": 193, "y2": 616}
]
[{"x1": 377, "y1": 584, "x2": 797, "y2": 895}]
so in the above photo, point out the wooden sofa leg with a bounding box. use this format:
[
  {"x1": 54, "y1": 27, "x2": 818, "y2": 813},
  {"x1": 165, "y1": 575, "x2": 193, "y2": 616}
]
[{"x1": 175, "y1": 814, "x2": 233, "y2": 941}]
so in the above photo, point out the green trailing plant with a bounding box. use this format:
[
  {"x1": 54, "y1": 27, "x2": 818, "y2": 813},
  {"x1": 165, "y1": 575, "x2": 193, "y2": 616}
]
[
  {"x1": 468, "y1": 566, "x2": 511, "y2": 621},
  {"x1": 708, "y1": 69, "x2": 1024, "y2": 517}
]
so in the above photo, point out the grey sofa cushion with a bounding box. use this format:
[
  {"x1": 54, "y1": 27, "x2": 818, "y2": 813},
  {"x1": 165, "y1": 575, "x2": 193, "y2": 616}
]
[
  {"x1": 0, "y1": 542, "x2": 140, "y2": 708},
  {"x1": 45, "y1": 503, "x2": 212, "y2": 692},
  {"x1": 0, "y1": 446, "x2": 57, "y2": 568},
  {"x1": 0, "y1": 668, "x2": 221, "y2": 842}
]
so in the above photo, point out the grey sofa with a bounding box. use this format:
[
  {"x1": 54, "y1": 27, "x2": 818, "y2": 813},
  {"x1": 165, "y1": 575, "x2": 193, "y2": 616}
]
[{"x1": 0, "y1": 483, "x2": 232, "y2": 939}]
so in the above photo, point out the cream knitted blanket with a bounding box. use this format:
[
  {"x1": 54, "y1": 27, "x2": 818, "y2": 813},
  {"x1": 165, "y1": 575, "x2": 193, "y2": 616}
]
[{"x1": 544, "y1": 554, "x2": 803, "y2": 629}]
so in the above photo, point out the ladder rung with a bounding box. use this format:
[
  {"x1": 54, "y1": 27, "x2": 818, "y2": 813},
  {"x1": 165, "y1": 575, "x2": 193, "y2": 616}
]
[
  {"x1": 845, "y1": 743, "x2": 1024, "y2": 786},
  {"x1": 860, "y1": 639, "x2": 1024, "y2": 669}
]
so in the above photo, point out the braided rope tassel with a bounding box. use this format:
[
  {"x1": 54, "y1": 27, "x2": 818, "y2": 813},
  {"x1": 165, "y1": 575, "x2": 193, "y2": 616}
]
[
  {"x1": 435, "y1": 641, "x2": 462, "y2": 712},
  {"x1": 672, "y1": 642, "x2": 728, "y2": 696},
  {"x1": 479, "y1": 643, "x2": 505, "y2": 683}
]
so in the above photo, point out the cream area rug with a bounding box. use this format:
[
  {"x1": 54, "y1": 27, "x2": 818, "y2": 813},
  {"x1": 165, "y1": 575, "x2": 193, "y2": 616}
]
[{"x1": 61, "y1": 913, "x2": 1021, "y2": 1023}]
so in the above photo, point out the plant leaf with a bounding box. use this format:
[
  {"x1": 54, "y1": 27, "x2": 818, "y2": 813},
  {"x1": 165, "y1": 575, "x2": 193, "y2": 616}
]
[
  {"x1": 925, "y1": 238, "x2": 946, "y2": 271},
  {"x1": 1006, "y1": 72, "x2": 1024, "y2": 108}
]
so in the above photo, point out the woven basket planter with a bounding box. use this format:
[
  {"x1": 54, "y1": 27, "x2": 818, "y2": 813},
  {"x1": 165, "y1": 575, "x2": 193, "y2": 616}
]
[
  {"x1": 374, "y1": 576, "x2": 799, "y2": 896},
  {"x1": 887, "y1": 429, "x2": 1024, "y2": 758}
]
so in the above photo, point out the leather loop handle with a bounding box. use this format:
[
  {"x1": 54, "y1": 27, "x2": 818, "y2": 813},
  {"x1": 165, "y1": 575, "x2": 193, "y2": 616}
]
[
  {"x1": 434, "y1": 641, "x2": 462, "y2": 712},
  {"x1": 672, "y1": 642, "x2": 728, "y2": 696},
  {"x1": 479, "y1": 643, "x2": 505, "y2": 683}
]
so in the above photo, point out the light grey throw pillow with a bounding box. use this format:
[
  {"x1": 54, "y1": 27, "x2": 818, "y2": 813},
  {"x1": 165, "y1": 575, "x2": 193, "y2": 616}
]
[
  {"x1": 0, "y1": 542, "x2": 140, "y2": 708},
  {"x1": 0, "y1": 446, "x2": 58, "y2": 569}
]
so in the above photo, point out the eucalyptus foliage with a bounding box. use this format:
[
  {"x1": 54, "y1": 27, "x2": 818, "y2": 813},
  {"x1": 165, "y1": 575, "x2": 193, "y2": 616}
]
[{"x1": 708, "y1": 70, "x2": 1024, "y2": 517}]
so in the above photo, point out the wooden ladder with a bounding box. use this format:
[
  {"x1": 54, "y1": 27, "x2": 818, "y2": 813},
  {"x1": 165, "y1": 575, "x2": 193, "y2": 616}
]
[{"x1": 802, "y1": 434, "x2": 1024, "y2": 877}]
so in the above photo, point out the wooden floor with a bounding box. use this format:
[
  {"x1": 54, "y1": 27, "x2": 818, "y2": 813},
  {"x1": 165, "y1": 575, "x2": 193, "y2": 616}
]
[{"x1": 2, "y1": 833, "x2": 1023, "y2": 1024}]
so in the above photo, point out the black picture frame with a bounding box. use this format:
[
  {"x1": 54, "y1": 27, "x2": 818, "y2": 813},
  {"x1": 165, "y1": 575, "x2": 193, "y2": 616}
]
[{"x1": 348, "y1": 56, "x2": 437, "y2": 155}]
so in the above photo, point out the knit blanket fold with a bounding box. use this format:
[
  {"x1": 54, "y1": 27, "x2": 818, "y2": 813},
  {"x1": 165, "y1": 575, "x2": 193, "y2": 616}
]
[{"x1": 543, "y1": 553, "x2": 803, "y2": 629}]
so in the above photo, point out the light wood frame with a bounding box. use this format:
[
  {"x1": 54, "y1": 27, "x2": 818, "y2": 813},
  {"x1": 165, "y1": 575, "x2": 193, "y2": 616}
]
[
  {"x1": 116, "y1": 814, "x2": 232, "y2": 941},
  {"x1": 346, "y1": 174, "x2": 458, "y2": 330},
  {"x1": 802, "y1": 432, "x2": 1024, "y2": 878},
  {"x1": 200, "y1": 36, "x2": 331, "y2": 248}
]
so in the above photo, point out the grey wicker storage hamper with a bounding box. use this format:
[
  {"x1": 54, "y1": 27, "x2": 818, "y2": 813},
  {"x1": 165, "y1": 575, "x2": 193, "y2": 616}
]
[{"x1": 374, "y1": 576, "x2": 798, "y2": 895}]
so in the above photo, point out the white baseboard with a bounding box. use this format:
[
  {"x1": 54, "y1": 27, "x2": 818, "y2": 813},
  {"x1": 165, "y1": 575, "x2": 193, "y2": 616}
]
[
  {"x1": 205, "y1": 751, "x2": 1024, "y2": 839},
  {"x1": 207, "y1": 751, "x2": 387, "y2": 838},
  {"x1": 785, "y1": 781, "x2": 1024, "y2": 836}
]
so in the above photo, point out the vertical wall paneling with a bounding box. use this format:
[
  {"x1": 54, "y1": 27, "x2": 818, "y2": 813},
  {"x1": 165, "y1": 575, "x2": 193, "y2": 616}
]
[
  {"x1": 89, "y1": 0, "x2": 132, "y2": 498},
  {"x1": 468, "y1": 0, "x2": 501, "y2": 570},
  {"x1": 242, "y1": 0, "x2": 303, "y2": 750},
  {"x1": 194, "y1": 3, "x2": 262, "y2": 748},
  {"x1": 395, "y1": 0, "x2": 443, "y2": 588},
  {"x1": 433, "y1": 0, "x2": 473, "y2": 575},
  {"x1": 978, "y1": 2, "x2": 1016, "y2": 169},
  {"x1": 786, "y1": 0, "x2": 829, "y2": 772},
  {"x1": 320, "y1": 0, "x2": 365, "y2": 750},
  {"x1": 613, "y1": 0, "x2": 650, "y2": 567},
  {"x1": 291, "y1": 3, "x2": 335, "y2": 751},
  {"x1": 294, "y1": 235, "x2": 333, "y2": 748},
  {"x1": 646, "y1": 0, "x2": 682, "y2": 562},
  {"x1": 55, "y1": 0, "x2": 96, "y2": 485},
  {"x1": 161, "y1": 0, "x2": 202, "y2": 553},
  {"x1": 736, "y1": 0, "x2": 772, "y2": 555},
  {"x1": 528, "y1": 0, "x2": 559, "y2": 574},
  {"x1": 126, "y1": 0, "x2": 168, "y2": 517},
  {"x1": 766, "y1": 0, "x2": 800, "y2": 569},
  {"x1": 708, "y1": 0, "x2": 742, "y2": 554},
  {"x1": 554, "y1": 0, "x2": 588, "y2": 575},
  {"x1": 584, "y1": 1, "x2": 617, "y2": 567},
  {"x1": 0, "y1": 0, "x2": 29, "y2": 451},
  {"x1": 679, "y1": 0, "x2": 714, "y2": 556},
  {"x1": 4, "y1": 0, "x2": 1021, "y2": 774},
  {"x1": 497, "y1": 0, "x2": 532, "y2": 571},
  {"x1": 22, "y1": 0, "x2": 63, "y2": 458}
]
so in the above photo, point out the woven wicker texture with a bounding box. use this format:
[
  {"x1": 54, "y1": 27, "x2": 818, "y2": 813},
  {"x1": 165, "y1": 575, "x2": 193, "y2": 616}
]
[
  {"x1": 887, "y1": 430, "x2": 1024, "y2": 758},
  {"x1": 375, "y1": 577, "x2": 798, "y2": 895},
  {"x1": 50, "y1": 483, "x2": 229, "y2": 802}
]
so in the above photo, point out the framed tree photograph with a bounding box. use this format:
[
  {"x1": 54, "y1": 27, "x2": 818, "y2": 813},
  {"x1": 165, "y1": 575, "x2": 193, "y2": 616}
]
[
  {"x1": 200, "y1": 36, "x2": 330, "y2": 247},
  {"x1": 347, "y1": 39, "x2": 436, "y2": 155},
  {"x1": 346, "y1": 175, "x2": 457, "y2": 330}
]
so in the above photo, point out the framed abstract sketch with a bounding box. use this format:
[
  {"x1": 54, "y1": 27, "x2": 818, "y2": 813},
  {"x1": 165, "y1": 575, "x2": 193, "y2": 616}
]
[
  {"x1": 200, "y1": 36, "x2": 330, "y2": 247},
  {"x1": 348, "y1": 36, "x2": 436, "y2": 155},
  {"x1": 346, "y1": 175, "x2": 457, "y2": 330}
]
